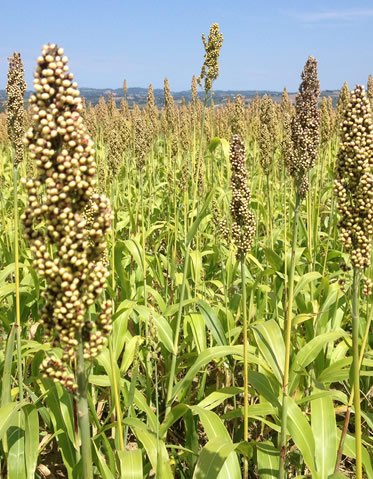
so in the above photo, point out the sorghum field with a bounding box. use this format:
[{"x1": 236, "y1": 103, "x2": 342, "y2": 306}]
[{"x1": 0, "y1": 24, "x2": 372, "y2": 479}]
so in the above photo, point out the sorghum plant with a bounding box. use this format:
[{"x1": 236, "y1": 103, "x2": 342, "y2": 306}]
[
  {"x1": 6, "y1": 52, "x2": 26, "y2": 166},
  {"x1": 320, "y1": 97, "x2": 332, "y2": 147},
  {"x1": 123, "y1": 79, "x2": 128, "y2": 99},
  {"x1": 164, "y1": 78, "x2": 176, "y2": 135},
  {"x1": 230, "y1": 135, "x2": 256, "y2": 259},
  {"x1": 258, "y1": 95, "x2": 278, "y2": 175},
  {"x1": 336, "y1": 82, "x2": 350, "y2": 135},
  {"x1": 145, "y1": 83, "x2": 159, "y2": 141},
  {"x1": 231, "y1": 94, "x2": 247, "y2": 139},
  {"x1": 22, "y1": 44, "x2": 112, "y2": 478},
  {"x1": 279, "y1": 55, "x2": 320, "y2": 478},
  {"x1": 367, "y1": 74, "x2": 373, "y2": 111},
  {"x1": 230, "y1": 134, "x2": 255, "y2": 478},
  {"x1": 6, "y1": 52, "x2": 27, "y2": 403},
  {"x1": 334, "y1": 85, "x2": 373, "y2": 479},
  {"x1": 197, "y1": 22, "x2": 224, "y2": 93},
  {"x1": 258, "y1": 95, "x2": 279, "y2": 246},
  {"x1": 288, "y1": 56, "x2": 320, "y2": 196}
]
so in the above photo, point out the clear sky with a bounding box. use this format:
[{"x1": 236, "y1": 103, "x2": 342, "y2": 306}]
[{"x1": 0, "y1": 0, "x2": 372, "y2": 93}]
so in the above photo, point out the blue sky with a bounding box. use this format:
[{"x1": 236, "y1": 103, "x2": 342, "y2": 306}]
[{"x1": 1, "y1": 0, "x2": 372, "y2": 92}]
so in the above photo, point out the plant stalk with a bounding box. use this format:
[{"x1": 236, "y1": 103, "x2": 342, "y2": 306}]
[
  {"x1": 335, "y1": 295, "x2": 372, "y2": 473},
  {"x1": 165, "y1": 244, "x2": 190, "y2": 415},
  {"x1": 241, "y1": 259, "x2": 249, "y2": 479},
  {"x1": 279, "y1": 191, "x2": 301, "y2": 478},
  {"x1": 76, "y1": 329, "x2": 93, "y2": 479},
  {"x1": 351, "y1": 267, "x2": 362, "y2": 478},
  {"x1": 13, "y1": 165, "x2": 23, "y2": 400}
]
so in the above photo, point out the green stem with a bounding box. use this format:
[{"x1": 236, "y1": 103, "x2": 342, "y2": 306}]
[
  {"x1": 279, "y1": 191, "x2": 301, "y2": 478},
  {"x1": 266, "y1": 173, "x2": 273, "y2": 250},
  {"x1": 190, "y1": 92, "x2": 208, "y2": 228},
  {"x1": 109, "y1": 338, "x2": 125, "y2": 451},
  {"x1": 335, "y1": 295, "x2": 372, "y2": 473},
  {"x1": 352, "y1": 267, "x2": 362, "y2": 479},
  {"x1": 241, "y1": 259, "x2": 249, "y2": 479},
  {"x1": 76, "y1": 330, "x2": 93, "y2": 479},
  {"x1": 109, "y1": 183, "x2": 125, "y2": 450},
  {"x1": 165, "y1": 244, "x2": 190, "y2": 415},
  {"x1": 124, "y1": 357, "x2": 139, "y2": 448},
  {"x1": 140, "y1": 172, "x2": 147, "y2": 310},
  {"x1": 13, "y1": 165, "x2": 23, "y2": 400}
]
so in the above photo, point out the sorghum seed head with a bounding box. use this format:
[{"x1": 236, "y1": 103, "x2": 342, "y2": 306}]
[
  {"x1": 229, "y1": 135, "x2": 256, "y2": 259},
  {"x1": 334, "y1": 84, "x2": 373, "y2": 270},
  {"x1": 288, "y1": 56, "x2": 320, "y2": 196},
  {"x1": 197, "y1": 23, "x2": 224, "y2": 93},
  {"x1": 6, "y1": 52, "x2": 27, "y2": 166},
  {"x1": 23, "y1": 44, "x2": 113, "y2": 392}
]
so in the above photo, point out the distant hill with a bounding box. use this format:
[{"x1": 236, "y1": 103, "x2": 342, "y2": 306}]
[{"x1": 0, "y1": 87, "x2": 341, "y2": 111}]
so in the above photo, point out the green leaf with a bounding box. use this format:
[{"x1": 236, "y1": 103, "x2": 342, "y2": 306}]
[
  {"x1": 327, "y1": 473, "x2": 347, "y2": 479},
  {"x1": 124, "y1": 239, "x2": 144, "y2": 274},
  {"x1": 294, "y1": 272, "x2": 321, "y2": 298},
  {"x1": 257, "y1": 441, "x2": 279, "y2": 479},
  {"x1": 186, "y1": 313, "x2": 206, "y2": 353},
  {"x1": 7, "y1": 410, "x2": 26, "y2": 479},
  {"x1": 0, "y1": 401, "x2": 26, "y2": 441},
  {"x1": 222, "y1": 403, "x2": 277, "y2": 421},
  {"x1": 263, "y1": 248, "x2": 283, "y2": 271},
  {"x1": 123, "y1": 418, "x2": 173, "y2": 479},
  {"x1": 152, "y1": 314, "x2": 174, "y2": 353},
  {"x1": 24, "y1": 405, "x2": 39, "y2": 479},
  {"x1": 286, "y1": 397, "x2": 318, "y2": 477},
  {"x1": 193, "y1": 407, "x2": 241, "y2": 479},
  {"x1": 311, "y1": 392, "x2": 337, "y2": 478},
  {"x1": 113, "y1": 307, "x2": 132, "y2": 360},
  {"x1": 219, "y1": 138, "x2": 230, "y2": 160},
  {"x1": 208, "y1": 137, "x2": 221, "y2": 152},
  {"x1": 92, "y1": 442, "x2": 115, "y2": 479},
  {"x1": 187, "y1": 187, "x2": 216, "y2": 246},
  {"x1": 289, "y1": 331, "x2": 347, "y2": 394},
  {"x1": 160, "y1": 404, "x2": 189, "y2": 439},
  {"x1": 134, "y1": 305, "x2": 173, "y2": 353},
  {"x1": 247, "y1": 371, "x2": 280, "y2": 407},
  {"x1": 318, "y1": 358, "x2": 351, "y2": 384},
  {"x1": 192, "y1": 438, "x2": 238, "y2": 479},
  {"x1": 198, "y1": 387, "x2": 243, "y2": 411},
  {"x1": 252, "y1": 320, "x2": 285, "y2": 384},
  {"x1": 89, "y1": 374, "x2": 158, "y2": 433},
  {"x1": 337, "y1": 431, "x2": 373, "y2": 477},
  {"x1": 41, "y1": 381, "x2": 76, "y2": 475},
  {"x1": 118, "y1": 450, "x2": 143, "y2": 479},
  {"x1": 1, "y1": 325, "x2": 16, "y2": 407},
  {"x1": 120, "y1": 336, "x2": 141, "y2": 375},
  {"x1": 197, "y1": 300, "x2": 227, "y2": 345},
  {"x1": 172, "y1": 346, "x2": 244, "y2": 401}
]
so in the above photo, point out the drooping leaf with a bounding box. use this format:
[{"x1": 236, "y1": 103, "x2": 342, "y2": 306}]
[
  {"x1": 311, "y1": 392, "x2": 337, "y2": 478},
  {"x1": 193, "y1": 407, "x2": 241, "y2": 479},
  {"x1": 192, "y1": 438, "x2": 238, "y2": 479},
  {"x1": 24, "y1": 405, "x2": 39, "y2": 479},
  {"x1": 123, "y1": 417, "x2": 173, "y2": 479},
  {"x1": 118, "y1": 449, "x2": 143, "y2": 479},
  {"x1": 286, "y1": 397, "x2": 318, "y2": 477},
  {"x1": 7, "y1": 410, "x2": 26, "y2": 479},
  {"x1": 198, "y1": 300, "x2": 227, "y2": 345},
  {"x1": 252, "y1": 320, "x2": 285, "y2": 384},
  {"x1": 257, "y1": 441, "x2": 279, "y2": 479}
]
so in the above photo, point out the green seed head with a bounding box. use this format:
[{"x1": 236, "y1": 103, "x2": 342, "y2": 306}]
[{"x1": 197, "y1": 23, "x2": 224, "y2": 93}]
